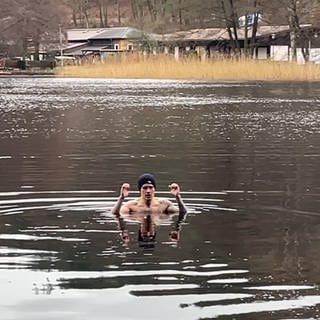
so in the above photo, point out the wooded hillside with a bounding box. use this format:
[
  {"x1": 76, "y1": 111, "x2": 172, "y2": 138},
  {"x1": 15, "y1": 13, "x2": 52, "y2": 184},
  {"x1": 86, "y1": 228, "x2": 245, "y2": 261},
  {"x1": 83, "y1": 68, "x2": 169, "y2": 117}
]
[{"x1": 1, "y1": 0, "x2": 320, "y2": 58}]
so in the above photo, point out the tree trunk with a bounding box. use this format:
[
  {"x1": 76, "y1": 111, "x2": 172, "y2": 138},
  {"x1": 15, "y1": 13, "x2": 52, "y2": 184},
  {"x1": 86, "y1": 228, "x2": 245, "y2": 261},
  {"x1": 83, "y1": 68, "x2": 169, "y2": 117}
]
[
  {"x1": 288, "y1": 0, "x2": 300, "y2": 62},
  {"x1": 98, "y1": 1, "x2": 105, "y2": 27},
  {"x1": 104, "y1": 2, "x2": 108, "y2": 27},
  {"x1": 289, "y1": 16, "x2": 297, "y2": 61},
  {"x1": 83, "y1": 3, "x2": 90, "y2": 28},
  {"x1": 250, "y1": 7, "x2": 260, "y2": 57},
  {"x1": 72, "y1": 9, "x2": 77, "y2": 26},
  {"x1": 130, "y1": 0, "x2": 138, "y2": 20},
  {"x1": 117, "y1": 0, "x2": 121, "y2": 25},
  {"x1": 221, "y1": 0, "x2": 240, "y2": 55},
  {"x1": 147, "y1": 0, "x2": 157, "y2": 21},
  {"x1": 301, "y1": 45, "x2": 309, "y2": 62},
  {"x1": 229, "y1": 0, "x2": 240, "y2": 54},
  {"x1": 178, "y1": 0, "x2": 183, "y2": 27},
  {"x1": 33, "y1": 38, "x2": 40, "y2": 61},
  {"x1": 244, "y1": 11, "x2": 249, "y2": 57}
]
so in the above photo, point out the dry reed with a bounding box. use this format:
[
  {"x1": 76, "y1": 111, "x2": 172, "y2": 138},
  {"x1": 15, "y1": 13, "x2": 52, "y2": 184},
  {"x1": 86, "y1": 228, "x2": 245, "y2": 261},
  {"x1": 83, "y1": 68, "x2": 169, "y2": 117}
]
[{"x1": 56, "y1": 55, "x2": 320, "y2": 81}]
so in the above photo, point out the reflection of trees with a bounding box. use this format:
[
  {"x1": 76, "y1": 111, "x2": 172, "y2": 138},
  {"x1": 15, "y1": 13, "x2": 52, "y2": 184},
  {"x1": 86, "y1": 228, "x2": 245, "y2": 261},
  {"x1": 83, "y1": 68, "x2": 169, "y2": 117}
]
[
  {"x1": 273, "y1": 217, "x2": 319, "y2": 283},
  {"x1": 237, "y1": 210, "x2": 320, "y2": 283}
]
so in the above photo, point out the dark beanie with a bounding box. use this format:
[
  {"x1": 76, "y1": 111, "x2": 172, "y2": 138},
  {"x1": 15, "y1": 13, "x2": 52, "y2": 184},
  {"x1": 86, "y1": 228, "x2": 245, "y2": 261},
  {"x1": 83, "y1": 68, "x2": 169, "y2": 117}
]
[{"x1": 137, "y1": 173, "x2": 156, "y2": 190}]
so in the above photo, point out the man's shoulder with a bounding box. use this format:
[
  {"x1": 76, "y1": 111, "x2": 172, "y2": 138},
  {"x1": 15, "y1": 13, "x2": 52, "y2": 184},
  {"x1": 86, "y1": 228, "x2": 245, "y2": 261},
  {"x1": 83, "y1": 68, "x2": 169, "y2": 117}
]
[
  {"x1": 124, "y1": 199, "x2": 139, "y2": 207},
  {"x1": 157, "y1": 197, "x2": 178, "y2": 214},
  {"x1": 157, "y1": 197, "x2": 173, "y2": 205}
]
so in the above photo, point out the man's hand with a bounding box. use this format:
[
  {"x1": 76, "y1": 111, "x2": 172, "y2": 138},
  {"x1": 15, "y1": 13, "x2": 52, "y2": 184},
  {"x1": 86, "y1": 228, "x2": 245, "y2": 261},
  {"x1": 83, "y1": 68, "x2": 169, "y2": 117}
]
[
  {"x1": 168, "y1": 183, "x2": 180, "y2": 197},
  {"x1": 120, "y1": 183, "x2": 130, "y2": 199},
  {"x1": 169, "y1": 182, "x2": 187, "y2": 214}
]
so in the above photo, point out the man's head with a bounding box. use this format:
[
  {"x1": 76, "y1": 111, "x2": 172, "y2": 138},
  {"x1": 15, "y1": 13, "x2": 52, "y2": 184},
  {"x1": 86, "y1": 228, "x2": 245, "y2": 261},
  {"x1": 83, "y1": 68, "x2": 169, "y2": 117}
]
[{"x1": 137, "y1": 173, "x2": 156, "y2": 200}]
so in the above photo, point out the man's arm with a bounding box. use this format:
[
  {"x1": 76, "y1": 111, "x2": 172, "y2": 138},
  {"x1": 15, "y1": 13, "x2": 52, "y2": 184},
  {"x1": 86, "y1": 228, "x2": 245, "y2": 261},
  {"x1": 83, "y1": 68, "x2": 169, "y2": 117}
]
[
  {"x1": 112, "y1": 183, "x2": 130, "y2": 243},
  {"x1": 116, "y1": 215, "x2": 130, "y2": 243},
  {"x1": 112, "y1": 183, "x2": 130, "y2": 216},
  {"x1": 168, "y1": 183, "x2": 187, "y2": 241},
  {"x1": 166, "y1": 183, "x2": 187, "y2": 214},
  {"x1": 169, "y1": 210, "x2": 187, "y2": 241}
]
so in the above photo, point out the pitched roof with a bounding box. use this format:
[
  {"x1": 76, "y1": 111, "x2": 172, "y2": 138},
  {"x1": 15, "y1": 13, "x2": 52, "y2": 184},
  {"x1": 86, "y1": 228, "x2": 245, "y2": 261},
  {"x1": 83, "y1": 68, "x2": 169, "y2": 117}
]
[
  {"x1": 90, "y1": 27, "x2": 144, "y2": 39},
  {"x1": 67, "y1": 29, "x2": 107, "y2": 41},
  {"x1": 155, "y1": 25, "x2": 314, "y2": 42},
  {"x1": 67, "y1": 27, "x2": 146, "y2": 42},
  {"x1": 155, "y1": 28, "x2": 229, "y2": 41}
]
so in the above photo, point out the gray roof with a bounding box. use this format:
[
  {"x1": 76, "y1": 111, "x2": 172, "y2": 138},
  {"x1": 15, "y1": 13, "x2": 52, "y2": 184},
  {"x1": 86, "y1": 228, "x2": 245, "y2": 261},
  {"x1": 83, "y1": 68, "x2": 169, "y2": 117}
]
[
  {"x1": 155, "y1": 28, "x2": 229, "y2": 41},
  {"x1": 63, "y1": 42, "x2": 88, "y2": 55},
  {"x1": 67, "y1": 27, "x2": 147, "y2": 42},
  {"x1": 90, "y1": 27, "x2": 145, "y2": 40},
  {"x1": 155, "y1": 25, "x2": 314, "y2": 42},
  {"x1": 67, "y1": 29, "x2": 107, "y2": 41},
  {"x1": 80, "y1": 45, "x2": 110, "y2": 51},
  {"x1": 64, "y1": 43, "x2": 126, "y2": 56}
]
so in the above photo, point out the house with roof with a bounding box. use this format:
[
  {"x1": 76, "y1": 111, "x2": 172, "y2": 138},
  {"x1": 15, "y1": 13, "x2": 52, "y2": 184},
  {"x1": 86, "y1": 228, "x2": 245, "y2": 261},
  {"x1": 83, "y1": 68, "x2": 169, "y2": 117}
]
[
  {"x1": 155, "y1": 24, "x2": 320, "y2": 63},
  {"x1": 63, "y1": 27, "x2": 150, "y2": 60},
  {"x1": 62, "y1": 25, "x2": 320, "y2": 64}
]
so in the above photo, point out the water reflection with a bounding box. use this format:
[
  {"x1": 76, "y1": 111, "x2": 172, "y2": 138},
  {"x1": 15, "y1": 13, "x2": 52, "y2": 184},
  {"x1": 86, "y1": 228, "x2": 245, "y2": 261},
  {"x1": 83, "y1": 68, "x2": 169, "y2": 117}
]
[{"x1": 114, "y1": 210, "x2": 187, "y2": 250}]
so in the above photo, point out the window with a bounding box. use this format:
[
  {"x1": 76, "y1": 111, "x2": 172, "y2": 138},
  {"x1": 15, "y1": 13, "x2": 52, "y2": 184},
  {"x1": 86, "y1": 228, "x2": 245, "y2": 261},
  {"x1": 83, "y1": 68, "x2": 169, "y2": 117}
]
[
  {"x1": 127, "y1": 44, "x2": 133, "y2": 51},
  {"x1": 114, "y1": 44, "x2": 120, "y2": 50}
]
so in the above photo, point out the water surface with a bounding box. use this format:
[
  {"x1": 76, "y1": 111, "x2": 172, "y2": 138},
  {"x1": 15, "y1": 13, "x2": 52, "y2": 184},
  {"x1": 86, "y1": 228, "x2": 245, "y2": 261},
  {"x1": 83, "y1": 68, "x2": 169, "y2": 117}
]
[{"x1": 0, "y1": 78, "x2": 320, "y2": 319}]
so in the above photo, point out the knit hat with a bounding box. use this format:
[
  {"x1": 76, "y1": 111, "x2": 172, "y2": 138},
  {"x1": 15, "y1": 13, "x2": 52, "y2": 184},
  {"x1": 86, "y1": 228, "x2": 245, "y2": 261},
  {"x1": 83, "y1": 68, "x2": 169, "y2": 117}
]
[{"x1": 137, "y1": 173, "x2": 156, "y2": 190}]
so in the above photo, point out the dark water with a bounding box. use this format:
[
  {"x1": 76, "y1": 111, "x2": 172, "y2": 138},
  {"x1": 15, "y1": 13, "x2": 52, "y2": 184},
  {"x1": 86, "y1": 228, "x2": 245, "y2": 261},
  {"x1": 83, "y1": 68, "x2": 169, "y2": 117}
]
[{"x1": 0, "y1": 78, "x2": 320, "y2": 320}]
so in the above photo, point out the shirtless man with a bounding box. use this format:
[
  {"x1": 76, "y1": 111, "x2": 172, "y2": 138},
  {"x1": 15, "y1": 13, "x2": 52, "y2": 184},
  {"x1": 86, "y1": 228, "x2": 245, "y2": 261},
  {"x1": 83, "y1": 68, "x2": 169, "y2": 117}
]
[
  {"x1": 112, "y1": 173, "x2": 187, "y2": 216},
  {"x1": 112, "y1": 173, "x2": 187, "y2": 244}
]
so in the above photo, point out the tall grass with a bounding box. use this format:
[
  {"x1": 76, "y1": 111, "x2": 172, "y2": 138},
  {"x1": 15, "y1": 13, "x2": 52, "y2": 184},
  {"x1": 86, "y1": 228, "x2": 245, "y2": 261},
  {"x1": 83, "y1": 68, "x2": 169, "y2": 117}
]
[{"x1": 56, "y1": 55, "x2": 320, "y2": 81}]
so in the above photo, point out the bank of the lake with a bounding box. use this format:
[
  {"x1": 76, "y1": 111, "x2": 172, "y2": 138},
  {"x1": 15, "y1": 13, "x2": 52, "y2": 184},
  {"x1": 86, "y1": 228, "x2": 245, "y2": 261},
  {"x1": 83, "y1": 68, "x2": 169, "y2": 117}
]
[
  {"x1": 55, "y1": 56, "x2": 320, "y2": 81},
  {"x1": 0, "y1": 70, "x2": 55, "y2": 77}
]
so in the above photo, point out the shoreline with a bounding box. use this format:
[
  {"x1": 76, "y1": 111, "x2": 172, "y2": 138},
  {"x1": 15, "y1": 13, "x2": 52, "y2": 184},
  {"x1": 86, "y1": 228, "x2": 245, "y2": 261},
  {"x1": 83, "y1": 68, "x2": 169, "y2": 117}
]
[
  {"x1": 2, "y1": 73, "x2": 320, "y2": 82},
  {"x1": 2, "y1": 69, "x2": 320, "y2": 82},
  {"x1": 2, "y1": 58, "x2": 320, "y2": 81},
  {"x1": 54, "y1": 58, "x2": 320, "y2": 82},
  {"x1": 0, "y1": 70, "x2": 55, "y2": 77}
]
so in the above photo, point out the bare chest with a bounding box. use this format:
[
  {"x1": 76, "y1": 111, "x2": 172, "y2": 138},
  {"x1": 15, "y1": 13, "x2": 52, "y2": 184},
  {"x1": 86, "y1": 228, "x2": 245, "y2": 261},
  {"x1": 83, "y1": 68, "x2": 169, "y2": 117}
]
[{"x1": 130, "y1": 200, "x2": 168, "y2": 214}]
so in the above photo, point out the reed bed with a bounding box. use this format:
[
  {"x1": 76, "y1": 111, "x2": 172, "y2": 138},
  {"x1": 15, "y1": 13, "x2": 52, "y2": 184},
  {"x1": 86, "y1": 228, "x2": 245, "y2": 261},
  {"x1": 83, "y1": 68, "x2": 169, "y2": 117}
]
[{"x1": 56, "y1": 55, "x2": 320, "y2": 81}]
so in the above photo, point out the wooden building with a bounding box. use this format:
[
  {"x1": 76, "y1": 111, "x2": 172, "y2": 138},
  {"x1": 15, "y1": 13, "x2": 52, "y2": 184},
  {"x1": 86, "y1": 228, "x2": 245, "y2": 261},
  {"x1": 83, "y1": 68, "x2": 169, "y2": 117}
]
[
  {"x1": 62, "y1": 25, "x2": 320, "y2": 64},
  {"x1": 155, "y1": 25, "x2": 320, "y2": 63},
  {"x1": 63, "y1": 27, "x2": 149, "y2": 60}
]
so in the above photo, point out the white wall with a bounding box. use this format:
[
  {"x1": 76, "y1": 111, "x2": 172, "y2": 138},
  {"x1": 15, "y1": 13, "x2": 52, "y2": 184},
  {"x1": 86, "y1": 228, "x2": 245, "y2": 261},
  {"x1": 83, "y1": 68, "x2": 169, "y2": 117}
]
[
  {"x1": 311, "y1": 48, "x2": 320, "y2": 63},
  {"x1": 297, "y1": 48, "x2": 320, "y2": 64},
  {"x1": 271, "y1": 45, "x2": 289, "y2": 61},
  {"x1": 257, "y1": 47, "x2": 267, "y2": 59}
]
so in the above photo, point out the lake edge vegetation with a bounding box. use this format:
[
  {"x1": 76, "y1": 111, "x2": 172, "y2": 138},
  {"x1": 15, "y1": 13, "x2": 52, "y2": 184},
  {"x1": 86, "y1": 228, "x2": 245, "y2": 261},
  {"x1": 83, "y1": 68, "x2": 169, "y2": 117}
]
[{"x1": 56, "y1": 56, "x2": 320, "y2": 81}]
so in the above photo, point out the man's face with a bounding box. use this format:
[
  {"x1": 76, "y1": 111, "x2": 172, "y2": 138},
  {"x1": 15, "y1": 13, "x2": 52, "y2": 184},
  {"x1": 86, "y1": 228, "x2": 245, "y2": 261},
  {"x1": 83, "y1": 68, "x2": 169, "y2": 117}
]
[{"x1": 140, "y1": 183, "x2": 155, "y2": 201}]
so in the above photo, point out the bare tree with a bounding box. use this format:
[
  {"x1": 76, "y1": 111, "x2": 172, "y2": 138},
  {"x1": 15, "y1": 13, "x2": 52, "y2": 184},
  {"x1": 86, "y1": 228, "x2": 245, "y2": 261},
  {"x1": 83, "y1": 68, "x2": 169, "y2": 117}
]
[
  {"x1": 91, "y1": 0, "x2": 110, "y2": 26},
  {"x1": 219, "y1": 0, "x2": 241, "y2": 54},
  {"x1": 260, "y1": 0, "x2": 320, "y2": 62},
  {"x1": 3, "y1": 0, "x2": 67, "y2": 59},
  {"x1": 63, "y1": 0, "x2": 92, "y2": 27},
  {"x1": 238, "y1": 0, "x2": 262, "y2": 57}
]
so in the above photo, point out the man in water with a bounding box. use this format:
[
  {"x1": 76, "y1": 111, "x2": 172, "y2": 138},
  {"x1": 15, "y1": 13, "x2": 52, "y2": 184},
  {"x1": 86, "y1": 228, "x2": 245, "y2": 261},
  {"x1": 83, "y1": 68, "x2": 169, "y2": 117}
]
[
  {"x1": 112, "y1": 173, "x2": 187, "y2": 216},
  {"x1": 112, "y1": 173, "x2": 187, "y2": 244}
]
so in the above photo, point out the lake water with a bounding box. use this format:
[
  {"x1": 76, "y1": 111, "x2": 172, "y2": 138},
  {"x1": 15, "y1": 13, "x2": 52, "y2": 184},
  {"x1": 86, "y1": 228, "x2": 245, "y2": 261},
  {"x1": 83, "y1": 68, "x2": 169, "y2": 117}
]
[{"x1": 0, "y1": 78, "x2": 320, "y2": 320}]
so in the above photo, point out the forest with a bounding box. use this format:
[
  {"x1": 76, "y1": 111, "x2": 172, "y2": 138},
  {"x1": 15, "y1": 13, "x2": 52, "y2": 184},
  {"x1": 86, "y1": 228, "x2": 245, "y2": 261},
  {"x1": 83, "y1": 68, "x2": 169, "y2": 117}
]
[{"x1": 0, "y1": 0, "x2": 319, "y2": 58}]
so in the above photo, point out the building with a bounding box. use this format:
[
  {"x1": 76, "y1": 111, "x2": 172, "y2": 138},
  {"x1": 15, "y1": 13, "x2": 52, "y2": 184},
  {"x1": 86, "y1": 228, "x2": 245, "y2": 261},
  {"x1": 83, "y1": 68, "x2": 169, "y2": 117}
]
[
  {"x1": 61, "y1": 25, "x2": 320, "y2": 64},
  {"x1": 63, "y1": 27, "x2": 150, "y2": 60},
  {"x1": 154, "y1": 25, "x2": 320, "y2": 63}
]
